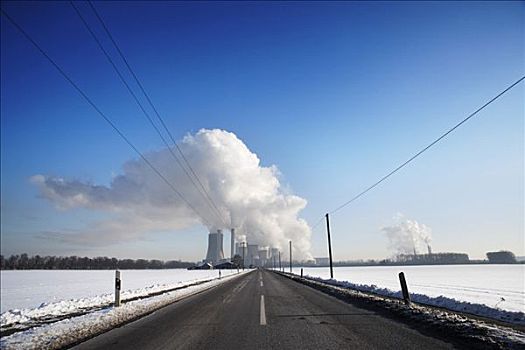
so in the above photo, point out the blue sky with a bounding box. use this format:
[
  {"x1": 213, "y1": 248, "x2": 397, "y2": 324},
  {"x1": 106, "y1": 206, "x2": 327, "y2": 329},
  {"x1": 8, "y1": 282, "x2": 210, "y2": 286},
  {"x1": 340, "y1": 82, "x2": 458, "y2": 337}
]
[{"x1": 1, "y1": 1, "x2": 523, "y2": 261}]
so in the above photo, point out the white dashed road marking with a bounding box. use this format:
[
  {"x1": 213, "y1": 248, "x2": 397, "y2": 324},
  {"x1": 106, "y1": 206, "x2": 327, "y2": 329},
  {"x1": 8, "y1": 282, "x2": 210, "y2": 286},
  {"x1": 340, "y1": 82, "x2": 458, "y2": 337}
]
[{"x1": 260, "y1": 295, "x2": 267, "y2": 325}]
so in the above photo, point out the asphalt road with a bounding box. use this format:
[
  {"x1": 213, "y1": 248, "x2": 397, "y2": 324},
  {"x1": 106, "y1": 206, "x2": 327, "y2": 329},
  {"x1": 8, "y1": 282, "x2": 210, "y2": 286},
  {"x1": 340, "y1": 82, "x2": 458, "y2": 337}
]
[{"x1": 73, "y1": 269, "x2": 456, "y2": 350}]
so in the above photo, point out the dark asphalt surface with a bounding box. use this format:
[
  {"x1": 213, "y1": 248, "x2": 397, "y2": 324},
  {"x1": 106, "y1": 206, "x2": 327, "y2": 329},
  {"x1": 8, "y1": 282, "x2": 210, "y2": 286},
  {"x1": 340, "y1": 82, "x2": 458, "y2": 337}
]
[{"x1": 73, "y1": 269, "x2": 456, "y2": 350}]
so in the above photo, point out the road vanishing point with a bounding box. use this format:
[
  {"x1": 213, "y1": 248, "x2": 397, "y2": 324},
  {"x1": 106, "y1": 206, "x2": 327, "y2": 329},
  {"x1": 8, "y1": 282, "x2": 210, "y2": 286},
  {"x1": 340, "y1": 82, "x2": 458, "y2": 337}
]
[{"x1": 74, "y1": 269, "x2": 455, "y2": 350}]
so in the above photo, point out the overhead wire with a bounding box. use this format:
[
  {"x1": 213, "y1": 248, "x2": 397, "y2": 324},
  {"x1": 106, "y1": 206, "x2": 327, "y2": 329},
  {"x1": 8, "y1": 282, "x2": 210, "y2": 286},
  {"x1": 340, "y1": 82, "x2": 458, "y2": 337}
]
[
  {"x1": 327, "y1": 75, "x2": 524, "y2": 216},
  {"x1": 69, "y1": 1, "x2": 225, "y2": 227},
  {"x1": 309, "y1": 76, "x2": 525, "y2": 231},
  {"x1": 0, "y1": 7, "x2": 213, "y2": 227},
  {"x1": 87, "y1": 1, "x2": 229, "y2": 228}
]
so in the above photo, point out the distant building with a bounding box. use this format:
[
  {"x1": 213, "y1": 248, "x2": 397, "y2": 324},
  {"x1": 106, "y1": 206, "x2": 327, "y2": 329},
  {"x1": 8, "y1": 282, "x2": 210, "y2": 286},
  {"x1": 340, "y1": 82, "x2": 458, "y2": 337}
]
[
  {"x1": 205, "y1": 230, "x2": 224, "y2": 264},
  {"x1": 486, "y1": 251, "x2": 517, "y2": 264},
  {"x1": 258, "y1": 249, "x2": 268, "y2": 266},
  {"x1": 188, "y1": 262, "x2": 213, "y2": 270},
  {"x1": 247, "y1": 244, "x2": 259, "y2": 266},
  {"x1": 214, "y1": 261, "x2": 237, "y2": 269}
]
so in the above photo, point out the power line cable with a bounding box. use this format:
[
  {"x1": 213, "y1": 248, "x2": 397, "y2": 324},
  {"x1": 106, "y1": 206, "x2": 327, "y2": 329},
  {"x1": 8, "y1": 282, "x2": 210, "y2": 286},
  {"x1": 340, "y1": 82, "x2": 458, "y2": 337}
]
[
  {"x1": 0, "y1": 7, "x2": 212, "y2": 227},
  {"x1": 328, "y1": 75, "x2": 525, "y2": 216},
  {"x1": 311, "y1": 216, "x2": 325, "y2": 230},
  {"x1": 87, "y1": 1, "x2": 229, "y2": 228},
  {"x1": 69, "y1": 1, "x2": 224, "y2": 227}
]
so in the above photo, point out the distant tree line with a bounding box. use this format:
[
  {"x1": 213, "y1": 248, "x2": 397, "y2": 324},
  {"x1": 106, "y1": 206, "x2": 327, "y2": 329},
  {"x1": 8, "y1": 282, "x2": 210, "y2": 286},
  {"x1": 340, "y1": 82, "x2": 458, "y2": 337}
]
[{"x1": 0, "y1": 254, "x2": 196, "y2": 270}]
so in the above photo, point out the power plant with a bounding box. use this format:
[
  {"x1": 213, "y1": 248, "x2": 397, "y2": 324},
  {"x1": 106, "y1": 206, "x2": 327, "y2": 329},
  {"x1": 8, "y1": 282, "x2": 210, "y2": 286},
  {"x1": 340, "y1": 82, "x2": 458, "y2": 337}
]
[
  {"x1": 202, "y1": 229, "x2": 282, "y2": 268},
  {"x1": 396, "y1": 250, "x2": 469, "y2": 265}
]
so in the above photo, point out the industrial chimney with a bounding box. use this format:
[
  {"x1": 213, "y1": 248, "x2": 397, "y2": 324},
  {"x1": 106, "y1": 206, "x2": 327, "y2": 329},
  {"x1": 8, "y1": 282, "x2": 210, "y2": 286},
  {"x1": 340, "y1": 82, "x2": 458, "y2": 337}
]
[
  {"x1": 230, "y1": 228, "x2": 235, "y2": 261},
  {"x1": 427, "y1": 244, "x2": 432, "y2": 255}
]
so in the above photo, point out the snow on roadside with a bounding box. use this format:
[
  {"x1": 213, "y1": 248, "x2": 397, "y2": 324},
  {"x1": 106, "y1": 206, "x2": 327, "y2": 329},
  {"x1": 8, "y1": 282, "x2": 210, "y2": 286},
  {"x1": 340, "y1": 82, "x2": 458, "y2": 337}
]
[
  {"x1": 303, "y1": 274, "x2": 525, "y2": 325},
  {"x1": 1, "y1": 271, "x2": 236, "y2": 330},
  {"x1": 282, "y1": 272, "x2": 525, "y2": 349},
  {"x1": 0, "y1": 270, "x2": 250, "y2": 350}
]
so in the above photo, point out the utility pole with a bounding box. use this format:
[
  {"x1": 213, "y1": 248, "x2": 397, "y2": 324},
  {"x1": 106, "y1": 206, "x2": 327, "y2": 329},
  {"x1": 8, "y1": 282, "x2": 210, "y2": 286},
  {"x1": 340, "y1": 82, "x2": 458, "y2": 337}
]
[
  {"x1": 279, "y1": 251, "x2": 282, "y2": 271},
  {"x1": 325, "y1": 213, "x2": 334, "y2": 279},
  {"x1": 242, "y1": 241, "x2": 245, "y2": 271},
  {"x1": 289, "y1": 240, "x2": 292, "y2": 273}
]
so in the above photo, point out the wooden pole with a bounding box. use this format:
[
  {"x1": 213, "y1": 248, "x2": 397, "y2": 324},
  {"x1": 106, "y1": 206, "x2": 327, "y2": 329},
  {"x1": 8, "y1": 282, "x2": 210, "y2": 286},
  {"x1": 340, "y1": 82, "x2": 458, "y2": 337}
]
[
  {"x1": 279, "y1": 251, "x2": 281, "y2": 272},
  {"x1": 398, "y1": 272, "x2": 411, "y2": 305},
  {"x1": 325, "y1": 213, "x2": 334, "y2": 279}
]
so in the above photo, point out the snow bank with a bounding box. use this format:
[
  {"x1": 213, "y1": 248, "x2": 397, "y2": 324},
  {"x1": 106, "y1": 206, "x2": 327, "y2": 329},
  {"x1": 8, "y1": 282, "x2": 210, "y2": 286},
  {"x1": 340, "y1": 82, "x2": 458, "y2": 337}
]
[
  {"x1": 0, "y1": 270, "x2": 250, "y2": 350},
  {"x1": 303, "y1": 274, "x2": 525, "y2": 325}
]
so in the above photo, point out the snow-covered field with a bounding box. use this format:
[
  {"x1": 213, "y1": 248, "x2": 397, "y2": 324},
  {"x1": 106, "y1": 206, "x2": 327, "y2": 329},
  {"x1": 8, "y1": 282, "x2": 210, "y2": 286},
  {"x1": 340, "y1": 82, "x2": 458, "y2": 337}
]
[
  {"x1": 299, "y1": 264, "x2": 525, "y2": 320},
  {"x1": 0, "y1": 268, "x2": 244, "y2": 336},
  {"x1": 1, "y1": 270, "x2": 250, "y2": 350},
  {"x1": 1, "y1": 269, "x2": 235, "y2": 313}
]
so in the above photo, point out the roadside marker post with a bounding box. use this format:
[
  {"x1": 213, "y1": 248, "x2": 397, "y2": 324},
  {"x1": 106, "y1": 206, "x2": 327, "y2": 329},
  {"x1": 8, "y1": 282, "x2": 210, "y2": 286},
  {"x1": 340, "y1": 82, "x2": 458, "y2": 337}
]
[
  {"x1": 115, "y1": 270, "x2": 121, "y2": 307},
  {"x1": 398, "y1": 272, "x2": 411, "y2": 305}
]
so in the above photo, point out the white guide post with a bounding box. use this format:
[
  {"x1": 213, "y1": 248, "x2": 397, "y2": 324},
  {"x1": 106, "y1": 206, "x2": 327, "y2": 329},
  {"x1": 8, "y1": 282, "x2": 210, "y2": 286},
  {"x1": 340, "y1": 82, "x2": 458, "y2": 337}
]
[{"x1": 115, "y1": 270, "x2": 121, "y2": 307}]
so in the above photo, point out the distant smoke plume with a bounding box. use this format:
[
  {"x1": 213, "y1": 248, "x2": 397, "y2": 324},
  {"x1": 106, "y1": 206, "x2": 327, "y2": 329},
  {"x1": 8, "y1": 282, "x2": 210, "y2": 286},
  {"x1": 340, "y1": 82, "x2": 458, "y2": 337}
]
[
  {"x1": 31, "y1": 129, "x2": 312, "y2": 259},
  {"x1": 381, "y1": 214, "x2": 432, "y2": 255}
]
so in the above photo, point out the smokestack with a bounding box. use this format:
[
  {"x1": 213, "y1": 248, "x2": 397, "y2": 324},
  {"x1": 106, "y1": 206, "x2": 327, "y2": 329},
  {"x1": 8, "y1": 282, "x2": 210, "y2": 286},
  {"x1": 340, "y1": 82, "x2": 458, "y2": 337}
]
[
  {"x1": 427, "y1": 244, "x2": 432, "y2": 255},
  {"x1": 230, "y1": 228, "x2": 235, "y2": 260}
]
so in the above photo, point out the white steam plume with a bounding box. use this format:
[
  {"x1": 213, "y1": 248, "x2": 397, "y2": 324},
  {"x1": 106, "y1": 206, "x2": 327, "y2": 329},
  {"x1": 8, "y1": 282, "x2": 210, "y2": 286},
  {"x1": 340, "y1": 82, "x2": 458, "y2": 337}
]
[
  {"x1": 381, "y1": 214, "x2": 432, "y2": 255},
  {"x1": 31, "y1": 129, "x2": 312, "y2": 260}
]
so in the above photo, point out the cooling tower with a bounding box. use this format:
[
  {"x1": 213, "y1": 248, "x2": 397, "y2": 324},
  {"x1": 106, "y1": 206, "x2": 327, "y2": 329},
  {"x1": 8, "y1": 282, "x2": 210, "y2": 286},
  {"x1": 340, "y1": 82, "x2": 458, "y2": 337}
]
[
  {"x1": 205, "y1": 230, "x2": 224, "y2": 264},
  {"x1": 247, "y1": 244, "x2": 259, "y2": 266}
]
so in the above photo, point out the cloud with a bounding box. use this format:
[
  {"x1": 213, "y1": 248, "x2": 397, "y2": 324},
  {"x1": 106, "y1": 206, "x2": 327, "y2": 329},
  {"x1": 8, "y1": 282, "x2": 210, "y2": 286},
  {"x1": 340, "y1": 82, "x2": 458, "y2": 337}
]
[{"x1": 31, "y1": 129, "x2": 312, "y2": 259}]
